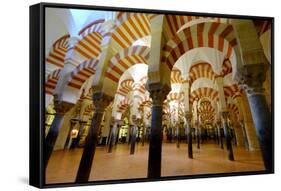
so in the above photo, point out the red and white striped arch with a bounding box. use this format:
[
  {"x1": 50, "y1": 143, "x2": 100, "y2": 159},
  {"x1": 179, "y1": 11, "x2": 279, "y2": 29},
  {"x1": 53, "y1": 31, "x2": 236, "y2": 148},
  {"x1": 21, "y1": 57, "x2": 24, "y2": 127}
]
[
  {"x1": 116, "y1": 12, "x2": 157, "y2": 26},
  {"x1": 45, "y1": 69, "x2": 61, "y2": 95},
  {"x1": 116, "y1": 79, "x2": 134, "y2": 96},
  {"x1": 137, "y1": 76, "x2": 148, "y2": 94},
  {"x1": 188, "y1": 62, "x2": 216, "y2": 85},
  {"x1": 198, "y1": 100, "x2": 215, "y2": 114},
  {"x1": 132, "y1": 82, "x2": 146, "y2": 95},
  {"x1": 190, "y1": 87, "x2": 218, "y2": 104},
  {"x1": 171, "y1": 69, "x2": 183, "y2": 84},
  {"x1": 74, "y1": 19, "x2": 105, "y2": 61},
  {"x1": 223, "y1": 84, "x2": 242, "y2": 99},
  {"x1": 219, "y1": 59, "x2": 232, "y2": 76},
  {"x1": 111, "y1": 14, "x2": 151, "y2": 52},
  {"x1": 166, "y1": 92, "x2": 184, "y2": 102},
  {"x1": 117, "y1": 98, "x2": 133, "y2": 113},
  {"x1": 138, "y1": 95, "x2": 152, "y2": 110},
  {"x1": 105, "y1": 45, "x2": 150, "y2": 83},
  {"x1": 162, "y1": 22, "x2": 237, "y2": 70},
  {"x1": 145, "y1": 111, "x2": 152, "y2": 120},
  {"x1": 227, "y1": 103, "x2": 239, "y2": 117},
  {"x1": 46, "y1": 34, "x2": 70, "y2": 68},
  {"x1": 67, "y1": 58, "x2": 99, "y2": 90},
  {"x1": 164, "y1": 15, "x2": 221, "y2": 39}
]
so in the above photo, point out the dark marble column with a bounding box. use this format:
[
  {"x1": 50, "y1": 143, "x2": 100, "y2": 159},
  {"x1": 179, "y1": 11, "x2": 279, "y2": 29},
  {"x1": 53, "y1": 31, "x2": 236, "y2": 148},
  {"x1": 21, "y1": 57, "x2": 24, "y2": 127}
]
[
  {"x1": 75, "y1": 92, "x2": 112, "y2": 183},
  {"x1": 44, "y1": 97, "x2": 74, "y2": 168},
  {"x1": 221, "y1": 112, "x2": 234, "y2": 161},
  {"x1": 240, "y1": 65, "x2": 272, "y2": 171},
  {"x1": 147, "y1": 83, "x2": 170, "y2": 179},
  {"x1": 130, "y1": 125, "x2": 137, "y2": 154},
  {"x1": 176, "y1": 125, "x2": 180, "y2": 148},
  {"x1": 115, "y1": 125, "x2": 120, "y2": 145},
  {"x1": 108, "y1": 121, "x2": 118, "y2": 153},
  {"x1": 215, "y1": 126, "x2": 220, "y2": 145},
  {"x1": 196, "y1": 121, "x2": 200, "y2": 149},
  {"x1": 185, "y1": 112, "x2": 193, "y2": 158},
  {"x1": 216, "y1": 121, "x2": 224, "y2": 149},
  {"x1": 141, "y1": 125, "x2": 146, "y2": 146}
]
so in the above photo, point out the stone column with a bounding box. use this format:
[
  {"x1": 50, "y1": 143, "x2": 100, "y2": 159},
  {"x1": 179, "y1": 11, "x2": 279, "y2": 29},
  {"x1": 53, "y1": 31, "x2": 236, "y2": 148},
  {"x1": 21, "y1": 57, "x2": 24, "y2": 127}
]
[
  {"x1": 44, "y1": 96, "x2": 74, "y2": 168},
  {"x1": 185, "y1": 111, "x2": 193, "y2": 158},
  {"x1": 216, "y1": 76, "x2": 234, "y2": 160},
  {"x1": 75, "y1": 92, "x2": 112, "y2": 183},
  {"x1": 217, "y1": 121, "x2": 224, "y2": 149},
  {"x1": 147, "y1": 83, "x2": 170, "y2": 178},
  {"x1": 176, "y1": 123, "x2": 180, "y2": 148},
  {"x1": 141, "y1": 124, "x2": 146, "y2": 146},
  {"x1": 236, "y1": 95, "x2": 259, "y2": 150},
  {"x1": 108, "y1": 119, "x2": 119, "y2": 153},
  {"x1": 240, "y1": 64, "x2": 272, "y2": 171},
  {"x1": 229, "y1": 111, "x2": 244, "y2": 147},
  {"x1": 196, "y1": 121, "x2": 200, "y2": 149},
  {"x1": 130, "y1": 124, "x2": 137, "y2": 154},
  {"x1": 221, "y1": 112, "x2": 234, "y2": 160}
]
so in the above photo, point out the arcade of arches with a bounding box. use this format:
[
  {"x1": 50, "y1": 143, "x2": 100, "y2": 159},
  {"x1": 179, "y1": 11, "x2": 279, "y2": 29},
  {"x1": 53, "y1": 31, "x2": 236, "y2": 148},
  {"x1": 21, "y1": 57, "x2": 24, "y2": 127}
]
[{"x1": 44, "y1": 8, "x2": 273, "y2": 184}]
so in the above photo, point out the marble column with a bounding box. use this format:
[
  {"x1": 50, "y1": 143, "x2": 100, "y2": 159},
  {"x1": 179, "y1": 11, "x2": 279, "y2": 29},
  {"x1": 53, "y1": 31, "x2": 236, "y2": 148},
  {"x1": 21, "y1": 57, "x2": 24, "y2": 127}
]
[
  {"x1": 185, "y1": 111, "x2": 193, "y2": 158},
  {"x1": 217, "y1": 122, "x2": 224, "y2": 149},
  {"x1": 216, "y1": 76, "x2": 234, "y2": 159},
  {"x1": 241, "y1": 64, "x2": 272, "y2": 171},
  {"x1": 196, "y1": 121, "x2": 200, "y2": 149},
  {"x1": 236, "y1": 96, "x2": 259, "y2": 150},
  {"x1": 75, "y1": 92, "x2": 112, "y2": 183},
  {"x1": 130, "y1": 125, "x2": 137, "y2": 155},
  {"x1": 141, "y1": 124, "x2": 146, "y2": 146},
  {"x1": 108, "y1": 120, "x2": 119, "y2": 153},
  {"x1": 221, "y1": 112, "x2": 234, "y2": 161},
  {"x1": 176, "y1": 124, "x2": 180, "y2": 148},
  {"x1": 147, "y1": 83, "x2": 170, "y2": 178},
  {"x1": 44, "y1": 96, "x2": 74, "y2": 168}
]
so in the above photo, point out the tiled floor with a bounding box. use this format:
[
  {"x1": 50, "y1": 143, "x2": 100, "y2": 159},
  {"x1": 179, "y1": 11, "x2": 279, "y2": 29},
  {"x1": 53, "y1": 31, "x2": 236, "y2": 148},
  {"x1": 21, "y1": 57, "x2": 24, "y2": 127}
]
[{"x1": 46, "y1": 142, "x2": 265, "y2": 184}]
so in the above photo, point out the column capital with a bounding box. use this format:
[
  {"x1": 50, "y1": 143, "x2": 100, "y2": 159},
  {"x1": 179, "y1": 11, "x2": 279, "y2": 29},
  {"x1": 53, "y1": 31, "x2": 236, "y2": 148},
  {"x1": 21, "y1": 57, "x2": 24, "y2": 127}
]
[
  {"x1": 184, "y1": 111, "x2": 192, "y2": 122},
  {"x1": 146, "y1": 82, "x2": 170, "y2": 106},
  {"x1": 53, "y1": 95, "x2": 75, "y2": 115},
  {"x1": 92, "y1": 92, "x2": 113, "y2": 113},
  {"x1": 238, "y1": 64, "x2": 269, "y2": 96}
]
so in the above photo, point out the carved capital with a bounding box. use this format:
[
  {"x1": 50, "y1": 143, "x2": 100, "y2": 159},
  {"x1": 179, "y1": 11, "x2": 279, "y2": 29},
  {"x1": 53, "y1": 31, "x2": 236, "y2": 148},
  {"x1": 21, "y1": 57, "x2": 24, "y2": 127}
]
[
  {"x1": 92, "y1": 92, "x2": 113, "y2": 113},
  {"x1": 53, "y1": 95, "x2": 75, "y2": 115},
  {"x1": 146, "y1": 82, "x2": 170, "y2": 106},
  {"x1": 184, "y1": 111, "x2": 192, "y2": 123},
  {"x1": 238, "y1": 64, "x2": 269, "y2": 96}
]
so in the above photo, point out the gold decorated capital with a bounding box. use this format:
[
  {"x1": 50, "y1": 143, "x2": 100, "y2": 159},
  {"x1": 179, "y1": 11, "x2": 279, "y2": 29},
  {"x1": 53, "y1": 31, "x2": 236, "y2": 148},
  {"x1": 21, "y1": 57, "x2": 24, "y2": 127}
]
[
  {"x1": 92, "y1": 92, "x2": 113, "y2": 113},
  {"x1": 147, "y1": 82, "x2": 170, "y2": 106},
  {"x1": 53, "y1": 95, "x2": 75, "y2": 115}
]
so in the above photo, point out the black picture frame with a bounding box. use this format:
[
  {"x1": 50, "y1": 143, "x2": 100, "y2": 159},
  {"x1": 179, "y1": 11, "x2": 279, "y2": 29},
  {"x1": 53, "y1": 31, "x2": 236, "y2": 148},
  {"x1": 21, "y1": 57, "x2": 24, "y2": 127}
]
[{"x1": 30, "y1": 2, "x2": 274, "y2": 189}]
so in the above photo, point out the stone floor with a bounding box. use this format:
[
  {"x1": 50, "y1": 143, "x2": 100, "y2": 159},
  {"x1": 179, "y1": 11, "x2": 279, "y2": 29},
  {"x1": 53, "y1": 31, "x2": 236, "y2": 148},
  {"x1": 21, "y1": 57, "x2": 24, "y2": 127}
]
[{"x1": 46, "y1": 142, "x2": 265, "y2": 184}]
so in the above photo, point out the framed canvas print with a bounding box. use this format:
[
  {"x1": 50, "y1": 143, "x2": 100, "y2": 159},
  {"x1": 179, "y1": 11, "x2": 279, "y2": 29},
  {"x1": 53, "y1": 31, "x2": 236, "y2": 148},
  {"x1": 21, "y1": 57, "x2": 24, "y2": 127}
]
[{"x1": 29, "y1": 2, "x2": 274, "y2": 188}]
